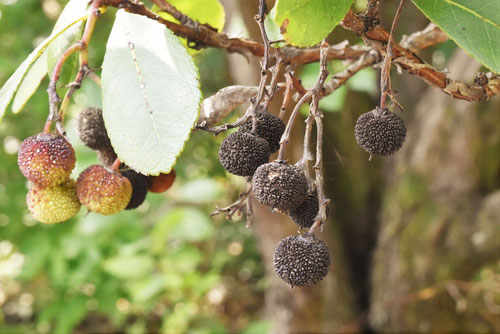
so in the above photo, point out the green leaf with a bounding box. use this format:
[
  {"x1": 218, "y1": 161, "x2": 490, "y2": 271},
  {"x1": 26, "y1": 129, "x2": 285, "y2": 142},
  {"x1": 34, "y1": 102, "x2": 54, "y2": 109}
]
[
  {"x1": 11, "y1": 52, "x2": 48, "y2": 114},
  {"x1": 165, "y1": 0, "x2": 225, "y2": 32},
  {"x1": 102, "y1": 10, "x2": 201, "y2": 175},
  {"x1": 46, "y1": 0, "x2": 88, "y2": 88},
  {"x1": 152, "y1": 208, "x2": 214, "y2": 249},
  {"x1": 0, "y1": 9, "x2": 88, "y2": 119},
  {"x1": 264, "y1": 7, "x2": 286, "y2": 48},
  {"x1": 102, "y1": 254, "x2": 154, "y2": 279},
  {"x1": 412, "y1": 0, "x2": 500, "y2": 73},
  {"x1": 177, "y1": 178, "x2": 224, "y2": 204},
  {"x1": 274, "y1": 0, "x2": 353, "y2": 46}
]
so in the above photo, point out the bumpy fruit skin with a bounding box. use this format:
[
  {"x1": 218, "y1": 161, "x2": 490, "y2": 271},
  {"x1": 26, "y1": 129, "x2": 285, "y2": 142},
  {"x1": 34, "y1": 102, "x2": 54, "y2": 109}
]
[
  {"x1": 239, "y1": 111, "x2": 285, "y2": 153},
  {"x1": 354, "y1": 107, "x2": 406, "y2": 156},
  {"x1": 252, "y1": 161, "x2": 308, "y2": 212},
  {"x1": 288, "y1": 191, "x2": 327, "y2": 228},
  {"x1": 18, "y1": 133, "x2": 76, "y2": 187},
  {"x1": 77, "y1": 107, "x2": 112, "y2": 150},
  {"x1": 76, "y1": 165, "x2": 132, "y2": 215},
  {"x1": 148, "y1": 169, "x2": 176, "y2": 193},
  {"x1": 273, "y1": 234, "x2": 330, "y2": 287},
  {"x1": 27, "y1": 179, "x2": 81, "y2": 224},
  {"x1": 121, "y1": 170, "x2": 148, "y2": 210},
  {"x1": 219, "y1": 132, "x2": 270, "y2": 176}
]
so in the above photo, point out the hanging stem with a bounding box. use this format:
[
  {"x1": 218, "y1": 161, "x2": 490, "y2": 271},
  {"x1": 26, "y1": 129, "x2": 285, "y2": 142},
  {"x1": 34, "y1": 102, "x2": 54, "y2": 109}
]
[
  {"x1": 46, "y1": 0, "x2": 102, "y2": 135},
  {"x1": 380, "y1": 0, "x2": 406, "y2": 109},
  {"x1": 308, "y1": 40, "x2": 330, "y2": 235}
]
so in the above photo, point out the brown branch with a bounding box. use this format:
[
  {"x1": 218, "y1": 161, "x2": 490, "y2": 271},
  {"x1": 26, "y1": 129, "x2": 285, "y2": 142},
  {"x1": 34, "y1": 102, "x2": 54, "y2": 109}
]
[
  {"x1": 401, "y1": 23, "x2": 448, "y2": 51},
  {"x1": 149, "y1": 0, "x2": 195, "y2": 26},
  {"x1": 341, "y1": 9, "x2": 500, "y2": 102},
  {"x1": 324, "y1": 49, "x2": 380, "y2": 95},
  {"x1": 102, "y1": 1, "x2": 370, "y2": 64}
]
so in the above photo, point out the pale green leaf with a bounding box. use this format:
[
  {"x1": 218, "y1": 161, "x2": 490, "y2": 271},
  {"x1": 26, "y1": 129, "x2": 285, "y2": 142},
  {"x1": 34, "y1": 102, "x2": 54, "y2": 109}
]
[
  {"x1": 11, "y1": 52, "x2": 48, "y2": 114},
  {"x1": 264, "y1": 7, "x2": 286, "y2": 47},
  {"x1": 166, "y1": 0, "x2": 225, "y2": 32},
  {"x1": 274, "y1": 0, "x2": 353, "y2": 46},
  {"x1": 12, "y1": 0, "x2": 87, "y2": 114},
  {"x1": 46, "y1": 0, "x2": 88, "y2": 88},
  {"x1": 412, "y1": 0, "x2": 500, "y2": 73},
  {"x1": 0, "y1": 10, "x2": 88, "y2": 119},
  {"x1": 102, "y1": 255, "x2": 154, "y2": 279},
  {"x1": 153, "y1": 208, "x2": 214, "y2": 247},
  {"x1": 102, "y1": 10, "x2": 201, "y2": 175}
]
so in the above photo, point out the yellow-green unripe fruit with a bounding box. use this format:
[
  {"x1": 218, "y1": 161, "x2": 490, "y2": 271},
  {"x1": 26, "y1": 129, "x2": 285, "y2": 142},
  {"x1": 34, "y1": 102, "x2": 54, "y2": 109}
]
[
  {"x1": 18, "y1": 133, "x2": 76, "y2": 187},
  {"x1": 76, "y1": 165, "x2": 132, "y2": 215},
  {"x1": 27, "y1": 179, "x2": 81, "y2": 224}
]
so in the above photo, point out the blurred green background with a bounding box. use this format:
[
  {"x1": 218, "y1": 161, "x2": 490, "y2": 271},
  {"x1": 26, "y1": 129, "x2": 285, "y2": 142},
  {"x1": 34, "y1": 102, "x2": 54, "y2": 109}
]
[{"x1": 0, "y1": 1, "x2": 268, "y2": 333}]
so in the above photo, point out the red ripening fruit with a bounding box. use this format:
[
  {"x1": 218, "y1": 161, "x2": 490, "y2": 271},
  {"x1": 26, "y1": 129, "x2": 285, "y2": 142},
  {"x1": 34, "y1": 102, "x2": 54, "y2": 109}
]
[
  {"x1": 18, "y1": 133, "x2": 76, "y2": 187},
  {"x1": 148, "y1": 169, "x2": 176, "y2": 193},
  {"x1": 76, "y1": 165, "x2": 132, "y2": 215}
]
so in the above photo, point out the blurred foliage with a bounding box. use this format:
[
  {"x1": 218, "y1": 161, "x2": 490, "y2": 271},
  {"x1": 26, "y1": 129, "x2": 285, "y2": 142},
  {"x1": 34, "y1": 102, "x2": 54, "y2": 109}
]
[{"x1": 0, "y1": 1, "x2": 266, "y2": 333}]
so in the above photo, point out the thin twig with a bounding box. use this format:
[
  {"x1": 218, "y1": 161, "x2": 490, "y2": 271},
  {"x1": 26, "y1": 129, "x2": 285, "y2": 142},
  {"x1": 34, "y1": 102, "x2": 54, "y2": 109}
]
[
  {"x1": 380, "y1": 0, "x2": 406, "y2": 110},
  {"x1": 400, "y1": 23, "x2": 448, "y2": 51},
  {"x1": 262, "y1": 52, "x2": 283, "y2": 110},
  {"x1": 295, "y1": 113, "x2": 314, "y2": 185},
  {"x1": 277, "y1": 90, "x2": 313, "y2": 161},
  {"x1": 279, "y1": 70, "x2": 294, "y2": 119},
  {"x1": 308, "y1": 40, "x2": 330, "y2": 235},
  {"x1": 324, "y1": 49, "x2": 380, "y2": 95},
  {"x1": 210, "y1": 184, "x2": 252, "y2": 220},
  {"x1": 46, "y1": 0, "x2": 102, "y2": 135}
]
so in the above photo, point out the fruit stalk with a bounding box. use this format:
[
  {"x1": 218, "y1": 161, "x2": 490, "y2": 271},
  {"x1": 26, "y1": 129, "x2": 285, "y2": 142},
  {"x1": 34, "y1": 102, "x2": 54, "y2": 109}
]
[
  {"x1": 379, "y1": 0, "x2": 406, "y2": 110},
  {"x1": 310, "y1": 40, "x2": 330, "y2": 233},
  {"x1": 46, "y1": 0, "x2": 102, "y2": 134}
]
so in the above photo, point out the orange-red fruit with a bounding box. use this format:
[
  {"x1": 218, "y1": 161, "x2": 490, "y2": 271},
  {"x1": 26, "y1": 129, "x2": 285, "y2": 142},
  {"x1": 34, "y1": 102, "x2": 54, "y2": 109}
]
[
  {"x1": 148, "y1": 169, "x2": 176, "y2": 193},
  {"x1": 18, "y1": 133, "x2": 76, "y2": 187},
  {"x1": 76, "y1": 165, "x2": 132, "y2": 215}
]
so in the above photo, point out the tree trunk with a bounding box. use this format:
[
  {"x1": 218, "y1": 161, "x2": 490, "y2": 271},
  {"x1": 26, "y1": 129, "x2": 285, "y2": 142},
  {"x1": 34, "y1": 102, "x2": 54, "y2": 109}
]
[{"x1": 370, "y1": 50, "x2": 500, "y2": 332}]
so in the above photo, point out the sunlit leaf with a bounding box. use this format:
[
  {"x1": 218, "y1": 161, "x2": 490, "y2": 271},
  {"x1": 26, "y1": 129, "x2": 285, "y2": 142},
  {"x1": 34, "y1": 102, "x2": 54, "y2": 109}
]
[
  {"x1": 0, "y1": 8, "x2": 88, "y2": 119},
  {"x1": 274, "y1": 0, "x2": 353, "y2": 46},
  {"x1": 412, "y1": 0, "x2": 500, "y2": 73},
  {"x1": 164, "y1": 0, "x2": 225, "y2": 32},
  {"x1": 102, "y1": 10, "x2": 201, "y2": 175}
]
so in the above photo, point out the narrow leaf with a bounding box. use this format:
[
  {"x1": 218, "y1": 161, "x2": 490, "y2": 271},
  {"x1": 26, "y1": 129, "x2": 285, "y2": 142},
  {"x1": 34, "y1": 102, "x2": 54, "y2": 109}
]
[
  {"x1": 274, "y1": 0, "x2": 353, "y2": 47},
  {"x1": 0, "y1": 12, "x2": 88, "y2": 120},
  {"x1": 46, "y1": 0, "x2": 88, "y2": 88},
  {"x1": 102, "y1": 10, "x2": 201, "y2": 175},
  {"x1": 412, "y1": 0, "x2": 500, "y2": 73}
]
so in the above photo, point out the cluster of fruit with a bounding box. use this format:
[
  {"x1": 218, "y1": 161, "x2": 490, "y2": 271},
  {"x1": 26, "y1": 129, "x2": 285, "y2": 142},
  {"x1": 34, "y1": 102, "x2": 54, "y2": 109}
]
[
  {"x1": 17, "y1": 107, "x2": 175, "y2": 224},
  {"x1": 218, "y1": 111, "x2": 331, "y2": 287},
  {"x1": 217, "y1": 106, "x2": 406, "y2": 287}
]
